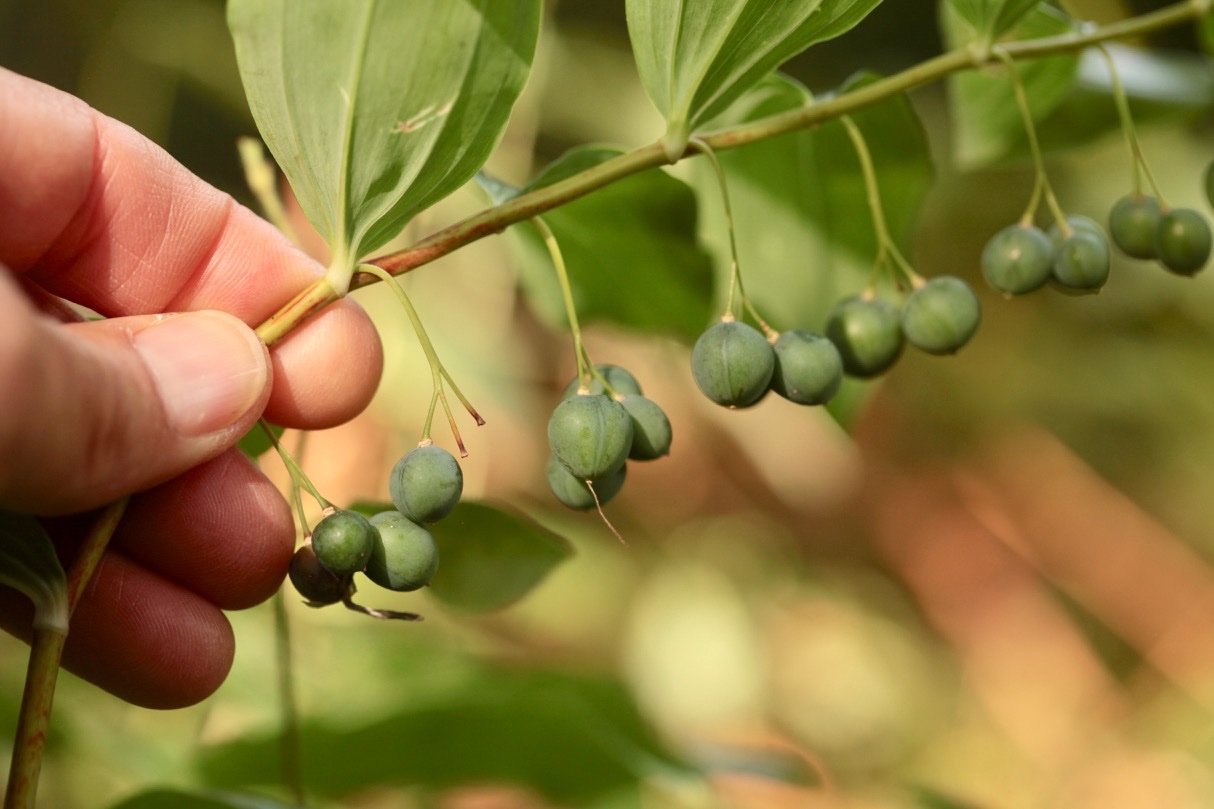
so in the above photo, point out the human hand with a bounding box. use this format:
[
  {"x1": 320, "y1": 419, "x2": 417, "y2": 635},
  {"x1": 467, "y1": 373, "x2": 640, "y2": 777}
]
[{"x1": 0, "y1": 68, "x2": 384, "y2": 708}]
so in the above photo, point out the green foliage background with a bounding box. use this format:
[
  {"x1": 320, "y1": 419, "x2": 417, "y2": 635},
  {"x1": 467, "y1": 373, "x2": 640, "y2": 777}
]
[{"x1": 3, "y1": 1, "x2": 1214, "y2": 807}]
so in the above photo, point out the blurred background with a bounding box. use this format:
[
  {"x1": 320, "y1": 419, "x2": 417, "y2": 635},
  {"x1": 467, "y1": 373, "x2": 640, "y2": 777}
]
[{"x1": 3, "y1": 1, "x2": 1214, "y2": 807}]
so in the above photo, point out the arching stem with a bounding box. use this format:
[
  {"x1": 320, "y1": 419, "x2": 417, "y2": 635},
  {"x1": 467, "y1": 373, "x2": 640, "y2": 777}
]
[{"x1": 357, "y1": 264, "x2": 482, "y2": 456}]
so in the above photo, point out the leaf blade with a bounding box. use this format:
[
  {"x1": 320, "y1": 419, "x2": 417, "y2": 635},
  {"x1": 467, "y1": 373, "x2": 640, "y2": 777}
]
[
  {"x1": 0, "y1": 511, "x2": 68, "y2": 633},
  {"x1": 427, "y1": 501, "x2": 574, "y2": 613},
  {"x1": 229, "y1": 0, "x2": 541, "y2": 275},
  {"x1": 626, "y1": 0, "x2": 883, "y2": 156}
]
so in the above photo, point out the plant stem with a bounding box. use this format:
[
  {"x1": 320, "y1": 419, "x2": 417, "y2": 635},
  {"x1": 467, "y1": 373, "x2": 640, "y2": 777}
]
[
  {"x1": 840, "y1": 115, "x2": 922, "y2": 290},
  {"x1": 252, "y1": 2, "x2": 1204, "y2": 345},
  {"x1": 256, "y1": 276, "x2": 340, "y2": 347},
  {"x1": 1097, "y1": 44, "x2": 1168, "y2": 204},
  {"x1": 996, "y1": 48, "x2": 1070, "y2": 232},
  {"x1": 343, "y1": 1, "x2": 1201, "y2": 287},
  {"x1": 273, "y1": 590, "x2": 307, "y2": 807},
  {"x1": 357, "y1": 264, "x2": 478, "y2": 453},
  {"x1": 688, "y1": 138, "x2": 774, "y2": 334},
  {"x1": 6, "y1": 499, "x2": 128, "y2": 809},
  {"x1": 66, "y1": 498, "x2": 129, "y2": 613},
  {"x1": 263, "y1": 421, "x2": 331, "y2": 512},
  {"x1": 532, "y1": 217, "x2": 593, "y2": 388},
  {"x1": 238, "y1": 137, "x2": 300, "y2": 246},
  {"x1": 4, "y1": 627, "x2": 64, "y2": 809}
]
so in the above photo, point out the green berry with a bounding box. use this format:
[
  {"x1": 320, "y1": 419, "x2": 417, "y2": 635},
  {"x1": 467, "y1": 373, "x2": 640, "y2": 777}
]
[
  {"x1": 980, "y1": 224, "x2": 1054, "y2": 295},
  {"x1": 769, "y1": 330, "x2": 843, "y2": 405},
  {"x1": 690, "y1": 320, "x2": 775, "y2": 408},
  {"x1": 310, "y1": 509, "x2": 376, "y2": 575},
  {"x1": 548, "y1": 393, "x2": 634, "y2": 480},
  {"x1": 1155, "y1": 207, "x2": 1211, "y2": 276},
  {"x1": 619, "y1": 395, "x2": 672, "y2": 460},
  {"x1": 1049, "y1": 215, "x2": 1105, "y2": 246},
  {"x1": 824, "y1": 296, "x2": 904, "y2": 378},
  {"x1": 1051, "y1": 231, "x2": 1110, "y2": 292},
  {"x1": 901, "y1": 276, "x2": 982, "y2": 355},
  {"x1": 561, "y1": 364, "x2": 643, "y2": 399},
  {"x1": 365, "y1": 511, "x2": 438, "y2": 592},
  {"x1": 288, "y1": 545, "x2": 350, "y2": 605},
  {"x1": 1108, "y1": 195, "x2": 1161, "y2": 259},
  {"x1": 389, "y1": 444, "x2": 463, "y2": 524},
  {"x1": 546, "y1": 456, "x2": 627, "y2": 510}
]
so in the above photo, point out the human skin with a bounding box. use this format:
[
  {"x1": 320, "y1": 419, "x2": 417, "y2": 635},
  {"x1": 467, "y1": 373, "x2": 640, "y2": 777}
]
[{"x1": 0, "y1": 67, "x2": 384, "y2": 709}]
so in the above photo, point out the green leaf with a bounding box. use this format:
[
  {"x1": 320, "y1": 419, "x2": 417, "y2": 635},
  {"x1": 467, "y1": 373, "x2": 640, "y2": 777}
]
[
  {"x1": 473, "y1": 170, "x2": 521, "y2": 206},
  {"x1": 1202, "y1": 12, "x2": 1214, "y2": 57},
  {"x1": 947, "y1": 0, "x2": 1043, "y2": 43},
  {"x1": 626, "y1": 0, "x2": 883, "y2": 159},
  {"x1": 940, "y1": 2, "x2": 1079, "y2": 166},
  {"x1": 200, "y1": 666, "x2": 693, "y2": 803},
  {"x1": 107, "y1": 789, "x2": 296, "y2": 809},
  {"x1": 696, "y1": 72, "x2": 932, "y2": 326},
  {"x1": 427, "y1": 501, "x2": 573, "y2": 613},
  {"x1": 512, "y1": 145, "x2": 715, "y2": 342},
  {"x1": 0, "y1": 511, "x2": 68, "y2": 633},
  {"x1": 236, "y1": 422, "x2": 283, "y2": 460},
  {"x1": 228, "y1": 0, "x2": 541, "y2": 283}
]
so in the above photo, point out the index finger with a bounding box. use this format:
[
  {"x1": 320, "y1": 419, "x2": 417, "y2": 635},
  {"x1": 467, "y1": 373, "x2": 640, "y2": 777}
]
[
  {"x1": 0, "y1": 68, "x2": 383, "y2": 429},
  {"x1": 0, "y1": 66, "x2": 322, "y2": 327}
]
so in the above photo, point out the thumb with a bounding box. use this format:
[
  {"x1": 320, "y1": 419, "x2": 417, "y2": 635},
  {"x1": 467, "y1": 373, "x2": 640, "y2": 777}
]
[{"x1": 0, "y1": 274, "x2": 271, "y2": 514}]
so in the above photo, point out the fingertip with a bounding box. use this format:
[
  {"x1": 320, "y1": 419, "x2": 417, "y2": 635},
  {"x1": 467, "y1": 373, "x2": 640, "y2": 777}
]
[
  {"x1": 0, "y1": 551, "x2": 236, "y2": 709},
  {"x1": 116, "y1": 449, "x2": 295, "y2": 611},
  {"x1": 265, "y1": 296, "x2": 383, "y2": 429}
]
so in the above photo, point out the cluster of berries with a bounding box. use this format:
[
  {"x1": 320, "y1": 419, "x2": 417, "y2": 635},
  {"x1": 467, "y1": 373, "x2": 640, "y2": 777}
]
[
  {"x1": 983, "y1": 195, "x2": 1211, "y2": 297},
  {"x1": 546, "y1": 365, "x2": 672, "y2": 511},
  {"x1": 287, "y1": 445, "x2": 463, "y2": 609},
  {"x1": 689, "y1": 275, "x2": 983, "y2": 409}
]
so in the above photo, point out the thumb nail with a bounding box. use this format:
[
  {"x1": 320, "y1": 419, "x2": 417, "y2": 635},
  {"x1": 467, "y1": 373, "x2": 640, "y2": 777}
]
[{"x1": 133, "y1": 312, "x2": 269, "y2": 437}]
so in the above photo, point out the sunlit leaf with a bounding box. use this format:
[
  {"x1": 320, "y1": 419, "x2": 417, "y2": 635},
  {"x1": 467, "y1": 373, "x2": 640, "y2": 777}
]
[
  {"x1": 626, "y1": 0, "x2": 883, "y2": 158},
  {"x1": 512, "y1": 145, "x2": 715, "y2": 342},
  {"x1": 473, "y1": 170, "x2": 521, "y2": 207},
  {"x1": 200, "y1": 667, "x2": 693, "y2": 803},
  {"x1": 428, "y1": 501, "x2": 573, "y2": 613},
  {"x1": 940, "y1": 2, "x2": 1079, "y2": 166},
  {"x1": 947, "y1": 0, "x2": 1043, "y2": 43},
  {"x1": 0, "y1": 511, "x2": 67, "y2": 633},
  {"x1": 236, "y1": 422, "x2": 283, "y2": 460},
  {"x1": 106, "y1": 789, "x2": 296, "y2": 809},
  {"x1": 228, "y1": 0, "x2": 541, "y2": 283},
  {"x1": 695, "y1": 71, "x2": 931, "y2": 333}
]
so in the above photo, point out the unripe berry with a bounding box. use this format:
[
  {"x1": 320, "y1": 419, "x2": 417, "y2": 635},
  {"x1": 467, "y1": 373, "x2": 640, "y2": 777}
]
[
  {"x1": 981, "y1": 224, "x2": 1053, "y2": 295},
  {"x1": 548, "y1": 394, "x2": 634, "y2": 480},
  {"x1": 1155, "y1": 207, "x2": 1211, "y2": 276},
  {"x1": 1108, "y1": 195, "x2": 1161, "y2": 259},
  {"x1": 901, "y1": 276, "x2": 981, "y2": 355},
  {"x1": 546, "y1": 456, "x2": 627, "y2": 510},
  {"x1": 690, "y1": 320, "x2": 775, "y2": 408},
  {"x1": 365, "y1": 511, "x2": 439, "y2": 592},
  {"x1": 561, "y1": 364, "x2": 643, "y2": 399},
  {"x1": 619, "y1": 395, "x2": 672, "y2": 460},
  {"x1": 389, "y1": 444, "x2": 463, "y2": 524},
  {"x1": 825, "y1": 295, "x2": 904, "y2": 378},
  {"x1": 769, "y1": 330, "x2": 842, "y2": 405},
  {"x1": 1051, "y1": 230, "x2": 1110, "y2": 292},
  {"x1": 311, "y1": 509, "x2": 376, "y2": 575}
]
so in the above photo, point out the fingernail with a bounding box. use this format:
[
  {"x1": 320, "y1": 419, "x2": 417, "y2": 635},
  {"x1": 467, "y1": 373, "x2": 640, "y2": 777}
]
[{"x1": 134, "y1": 312, "x2": 268, "y2": 436}]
